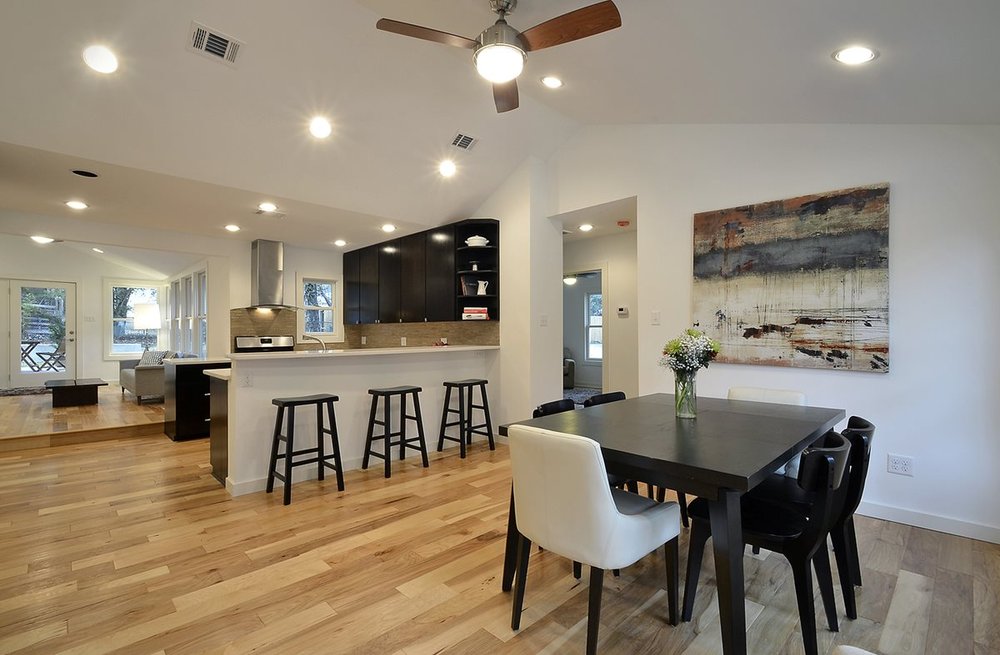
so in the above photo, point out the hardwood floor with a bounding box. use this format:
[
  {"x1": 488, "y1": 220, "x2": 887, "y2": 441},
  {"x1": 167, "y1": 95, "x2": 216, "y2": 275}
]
[
  {"x1": 0, "y1": 437, "x2": 995, "y2": 654},
  {"x1": 0, "y1": 387, "x2": 164, "y2": 450}
]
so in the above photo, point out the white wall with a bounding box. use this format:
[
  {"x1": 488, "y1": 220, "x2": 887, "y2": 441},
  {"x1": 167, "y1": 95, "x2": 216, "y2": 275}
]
[
  {"x1": 283, "y1": 244, "x2": 343, "y2": 342},
  {"x1": 562, "y1": 274, "x2": 602, "y2": 388},
  {"x1": 564, "y1": 230, "x2": 639, "y2": 397},
  {"x1": 476, "y1": 157, "x2": 563, "y2": 425},
  {"x1": 542, "y1": 124, "x2": 1000, "y2": 541}
]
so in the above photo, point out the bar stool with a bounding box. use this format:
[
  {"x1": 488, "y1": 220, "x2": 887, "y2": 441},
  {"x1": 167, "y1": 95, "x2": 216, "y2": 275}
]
[
  {"x1": 363, "y1": 385, "x2": 429, "y2": 478},
  {"x1": 437, "y1": 379, "x2": 495, "y2": 458},
  {"x1": 266, "y1": 393, "x2": 345, "y2": 505}
]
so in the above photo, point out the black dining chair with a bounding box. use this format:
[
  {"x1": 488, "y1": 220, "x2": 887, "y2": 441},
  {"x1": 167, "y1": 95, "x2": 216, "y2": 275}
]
[
  {"x1": 744, "y1": 416, "x2": 875, "y2": 619},
  {"x1": 682, "y1": 431, "x2": 852, "y2": 655},
  {"x1": 581, "y1": 391, "x2": 626, "y2": 407}
]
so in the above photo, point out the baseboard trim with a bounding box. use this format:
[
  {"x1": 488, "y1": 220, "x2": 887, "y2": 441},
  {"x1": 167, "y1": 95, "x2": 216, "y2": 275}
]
[{"x1": 857, "y1": 500, "x2": 1000, "y2": 544}]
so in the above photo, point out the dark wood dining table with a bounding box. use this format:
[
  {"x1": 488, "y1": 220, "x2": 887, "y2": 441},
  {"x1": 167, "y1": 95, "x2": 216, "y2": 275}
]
[{"x1": 499, "y1": 393, "x2": 845, "y2": 655}]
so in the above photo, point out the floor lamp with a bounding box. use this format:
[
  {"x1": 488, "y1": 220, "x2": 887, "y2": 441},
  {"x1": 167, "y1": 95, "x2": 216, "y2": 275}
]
[{"x1": 132, "y1": 303, "x2": 161, "y2": 352}]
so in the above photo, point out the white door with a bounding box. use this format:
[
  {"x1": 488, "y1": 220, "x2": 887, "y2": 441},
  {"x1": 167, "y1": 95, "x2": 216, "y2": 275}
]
[{"x1": 9, "y1": 280, "x2": 77, "y2": 387}]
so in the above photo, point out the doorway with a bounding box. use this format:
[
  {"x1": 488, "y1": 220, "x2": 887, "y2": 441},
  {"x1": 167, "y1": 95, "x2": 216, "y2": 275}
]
[
  {"x1": 4, "y1": 279, "x2": 77, "y2": 388},
  {"x1": 562, "y1": 270, "x2": 604, "y2": 403}
]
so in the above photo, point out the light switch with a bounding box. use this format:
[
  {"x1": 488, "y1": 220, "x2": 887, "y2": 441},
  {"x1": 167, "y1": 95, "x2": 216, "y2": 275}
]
[
  {"x1": 539, "y1": 314, "x2": 549, "y2": 327},
  {"x1": 617, "y1": 306, "x2": 629, "y2": 318},
  {"x1": 651, "y1": 311, "x2": 661, "y2": 326}
]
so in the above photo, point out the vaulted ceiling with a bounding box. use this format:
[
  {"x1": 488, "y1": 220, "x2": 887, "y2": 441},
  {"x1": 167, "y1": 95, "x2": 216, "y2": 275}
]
[{"x1": 1, "y1": 0, "x2": 997, "y2": 250}]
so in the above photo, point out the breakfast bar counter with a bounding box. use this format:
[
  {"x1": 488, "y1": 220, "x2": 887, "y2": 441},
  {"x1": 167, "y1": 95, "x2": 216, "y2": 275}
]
[{"x1": 223, "y1": 345, "x2": 499, "y2": 495}]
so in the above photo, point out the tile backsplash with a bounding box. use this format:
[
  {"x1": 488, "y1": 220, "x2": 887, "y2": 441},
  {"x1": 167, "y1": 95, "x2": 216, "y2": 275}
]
[
  {"x1": 230, "y1": 308, "x2": 297, "y2": 349},
  {"x1": 344, "y1": 321, "x2": 499, "y2": 349}
]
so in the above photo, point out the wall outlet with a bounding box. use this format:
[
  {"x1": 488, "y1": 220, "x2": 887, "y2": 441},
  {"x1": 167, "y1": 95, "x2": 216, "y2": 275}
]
[
  {"x1": 238, "y1": 372, "x2": 253, "y2": 388},
  {"x1": 441, "y1": 337, "x2": 448, "y2": 345},
  {"x1": 651, "y1": 310, "x2": 661, "y2": 326},
  {"x1": 400, "y1": 337, "x2": 407, "y2": 346},
  {"x1": 361, "y1": 336, "x2": 367, "y2": 345},
  {"x1": 539, "y1": 314, "x2": 549, "y2": 327},
  {"x1": 887, "y1": 453, "x2": 914, "y2": 476}
]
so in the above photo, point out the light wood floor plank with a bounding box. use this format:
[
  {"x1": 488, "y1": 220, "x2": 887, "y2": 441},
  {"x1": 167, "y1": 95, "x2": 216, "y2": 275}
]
[{"x1": 0, "y1": 435, "x2": 995, "y2": 654}]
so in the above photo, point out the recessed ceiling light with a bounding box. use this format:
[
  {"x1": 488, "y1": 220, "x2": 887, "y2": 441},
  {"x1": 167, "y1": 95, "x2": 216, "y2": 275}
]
[
  {"x1": 258, "y1": 202, "x2": 278, "y2": 213},
  {"x1": 563, "y1": 276, "x2": 577, "y2": 286},
  {"x1": 541, "y1": 76, "x2": 563, "y2": 89},
  {"x1": 579, "y1": 224, "x2": 594, "y2": 232},
  {"x1": 82, "y1": 45, "x2": 118, "y2": 74},
  {"x1": 438, "y1": 159, "x2": 457, "y2": 178},
  {"x1": 334, "y1": 239, "x2": 347, "y2": 247},
  {"x1": 65, "y1": 200, "x2": 88, "y2": 210},
  {"x1": 309, "y1": 116, "x2": 332, "y2": 139},
  {"x1": 225, "y1": 224, "x2": 241, "y2": 232},
  {"x1": 381, "y1": 224, "x2": 396, "y2": 233},
  {"x1": 31, "y1": 236, "x2": 55, "y2": 244},
  {"x1": 92, "y1": 247, "x2": 104, "y2": 253},
  {"x1": 71, "y1": 169, "x2": 99, "y2": 178},
  {"x1": 832, "y1": 45, "x2": 878, "y2": 66}
]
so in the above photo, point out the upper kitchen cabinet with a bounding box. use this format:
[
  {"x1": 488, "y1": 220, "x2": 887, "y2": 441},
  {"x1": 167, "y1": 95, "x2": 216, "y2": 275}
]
[
  {"x1": 399, "y1": 232, "x2": 426, "y2": 323},
  {"x1": 377, "y1": 240, "x2": 401, "y2": 323},
  {"x1": 342, "y1": 249, "x2": 361, "y2": 325},
  {"x1": 454, "y1": 218, "x2": 500, "y2": 322},
  {"x1": 358, "y1": 245, "x2": 379, "y2": 324},
  {"x1": 424, "y1": 225, "x2": 455, "y2": 322}
]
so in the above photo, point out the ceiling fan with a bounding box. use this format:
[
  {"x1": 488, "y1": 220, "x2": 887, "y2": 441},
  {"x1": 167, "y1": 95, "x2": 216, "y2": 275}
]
[{"x1": 376, "y1": 0, "x2": 621, "y2": 113}]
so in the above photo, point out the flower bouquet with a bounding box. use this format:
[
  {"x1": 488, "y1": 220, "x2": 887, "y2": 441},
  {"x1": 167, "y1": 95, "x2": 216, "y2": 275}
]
[{"x1": 658, "y1": 329, "x2": 721, "y2": 419}]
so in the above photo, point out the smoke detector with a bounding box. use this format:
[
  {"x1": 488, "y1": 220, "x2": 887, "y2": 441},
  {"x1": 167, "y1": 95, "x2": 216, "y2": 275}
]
[{"x1": 189, "y1": 22, "x2": 243, "y2": 66}]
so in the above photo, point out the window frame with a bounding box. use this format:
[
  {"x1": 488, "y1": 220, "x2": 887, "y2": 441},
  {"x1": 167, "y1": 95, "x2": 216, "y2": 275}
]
[
  {"x1": 103, "y1": 278, "x2": 165, "y2": 360},
  {"x1": 297, "y1": 273, "x2": 343, "y2": 342},
  {"x1": 584, "y1": 291, "x2": 603, "y2": 363}
]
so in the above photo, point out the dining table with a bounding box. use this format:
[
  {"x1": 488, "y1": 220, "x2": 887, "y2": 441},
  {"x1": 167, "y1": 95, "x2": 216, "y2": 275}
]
[{"x1": 499, "y1": 393, "x2": 845, "y2": 655}]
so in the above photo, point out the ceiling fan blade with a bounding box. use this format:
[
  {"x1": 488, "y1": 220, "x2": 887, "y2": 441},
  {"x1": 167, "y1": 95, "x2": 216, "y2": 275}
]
[
  {"x1": 493, "y1": 80, "x2": 519, "y2": 113},
  {"x1": 519, "y1": 1, "x2": 622, "y2": 52},
  {"x1": 376, "y1": 18, "x2": 478, "y2": 49}
]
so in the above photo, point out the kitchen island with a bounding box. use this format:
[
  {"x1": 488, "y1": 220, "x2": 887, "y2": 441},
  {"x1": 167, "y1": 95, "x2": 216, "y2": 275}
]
[{"x1": 222, "y1": 345, "x2": 499, "y2": 496}]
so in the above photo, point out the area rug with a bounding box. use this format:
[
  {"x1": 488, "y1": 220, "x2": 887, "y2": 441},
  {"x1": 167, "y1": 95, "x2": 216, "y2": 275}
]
[
  {"x1": 0, "y1": 387, "x2": 49, "y2": 397},
  {"x1": 563, "y1": 387, "x2": 600, "y2": 406}
]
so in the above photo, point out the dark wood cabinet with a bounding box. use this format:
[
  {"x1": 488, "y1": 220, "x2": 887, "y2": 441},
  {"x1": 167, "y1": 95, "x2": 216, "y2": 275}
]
[
  {"x1": 163, "y1": 361, "x2": 231, "y2": 441},
  {"x1": 399, "y1": 233, "x2": 426, "y2": 323},
  {"x1": 209, "y1": 376, "x2": 229, "y2": 485},
  {"x1": 454, "y1": 219, "x2": 500, "y2": 322},
  {"x1": 342, "y1": 249, "x2": 360, "y2": 325},
  {"x1": 358, "y1": 245, "x2": 379, "y2": 324},
  {"x1": 377, "y1": 240, "x2": 401, "y2": 323},
  {"x1": 425, "y1": 225, "x2": 455, "y2": 322},
  {"x1": 342, "y1": 220, "x2": 491, "y2": 324}
]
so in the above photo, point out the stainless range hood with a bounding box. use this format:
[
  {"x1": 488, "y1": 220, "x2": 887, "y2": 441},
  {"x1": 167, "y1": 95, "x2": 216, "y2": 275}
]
[{"x1": 249, "y1": 239, "x2": 294, "y2": 309}]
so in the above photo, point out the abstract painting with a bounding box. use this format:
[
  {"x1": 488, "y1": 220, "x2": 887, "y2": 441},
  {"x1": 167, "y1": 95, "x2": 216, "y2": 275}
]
[{"x1": 692, "y1": 184, "x2": 889, "y2": 372}]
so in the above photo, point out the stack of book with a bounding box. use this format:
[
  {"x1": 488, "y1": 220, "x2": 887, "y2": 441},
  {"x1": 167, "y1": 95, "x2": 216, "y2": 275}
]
[{"x1": 462, "y1": 307, "x2": 489, "y2": 320}]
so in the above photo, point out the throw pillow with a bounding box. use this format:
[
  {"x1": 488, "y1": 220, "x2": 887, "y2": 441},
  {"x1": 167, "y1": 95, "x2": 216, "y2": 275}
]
[{"x1": 139, "y1": 350, "x2": 168, "y2": 366}]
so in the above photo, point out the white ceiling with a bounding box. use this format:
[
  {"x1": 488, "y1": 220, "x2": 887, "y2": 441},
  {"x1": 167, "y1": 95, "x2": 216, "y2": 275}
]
[{"x1": 0, "y1": 0, "x2": 997, "y2": 250}]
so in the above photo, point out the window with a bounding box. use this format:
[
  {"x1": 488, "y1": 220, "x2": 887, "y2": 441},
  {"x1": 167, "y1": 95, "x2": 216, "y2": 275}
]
[
  {"x1": 586, "y1": 292, "x2": 603, "y2": 361},
  {"x1": 302, "y1": 277, "x2": 335, "y2": 334},
  {"x1": 107, "y1": 281, "x2": 161, "y2": 357},
  {"x1": 166, "y1": 268, "x2": 208, "y2": 358}
]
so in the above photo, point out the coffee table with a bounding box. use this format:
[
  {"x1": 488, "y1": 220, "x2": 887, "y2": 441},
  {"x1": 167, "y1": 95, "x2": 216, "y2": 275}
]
[{"x1": 44, "y1": 379, "x2": 109, "y2": 407}]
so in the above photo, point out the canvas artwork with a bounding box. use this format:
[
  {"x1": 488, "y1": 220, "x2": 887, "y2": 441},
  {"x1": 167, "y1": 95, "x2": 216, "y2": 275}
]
[{"x1": 692, "y1": 184, "x2": 890, "y2": 373}]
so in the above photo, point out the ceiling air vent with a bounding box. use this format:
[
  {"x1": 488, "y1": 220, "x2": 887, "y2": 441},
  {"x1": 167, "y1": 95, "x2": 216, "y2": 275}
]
[
  {"x1": 189, "y1": 22, "x2": 243, "y2": 66},
  {"x1": 451, "y1": 133, "x2": 477, "y2": 151}
]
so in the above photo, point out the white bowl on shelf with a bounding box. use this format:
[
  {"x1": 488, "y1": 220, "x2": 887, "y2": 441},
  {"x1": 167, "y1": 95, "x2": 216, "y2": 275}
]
[{"x1": 465, "y1": 235, "x2": 489, "y2": 247}]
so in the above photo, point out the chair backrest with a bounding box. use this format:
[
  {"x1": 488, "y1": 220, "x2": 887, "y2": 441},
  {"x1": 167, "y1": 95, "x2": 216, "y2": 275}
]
[
  {"x1": 797, "y1": 431, "x2": 851, "y2": 545},
  {"x1": 533, "y1": 398, "x2": 575, "y2": 418},
  {"x1": 563, "y1": 347, "x2": 573, "y2": 361},
  {"x1": 582, "y1": 391, "x2": 626, "y2": 408},
  {"x1": 728, "y1": 386, "x2": 806, "y2": 405},
  {"x1": 508, "y1": 425, "x2": 622, "y2": 565},
  {"x1": 839, "y1": 416, "x2": 876, "y2": 520}
]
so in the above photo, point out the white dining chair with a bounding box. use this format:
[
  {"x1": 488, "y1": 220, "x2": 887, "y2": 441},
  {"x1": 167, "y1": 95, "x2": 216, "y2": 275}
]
[
  {"x1": 832, "y1": 646, "x2": 878, "y2": 655},
  {"x1": 728, "y1": 386, "x2": 807, "y2": 476},
  {"x1": 508, "y1": 425, "x2": 681, "y2": 655}
]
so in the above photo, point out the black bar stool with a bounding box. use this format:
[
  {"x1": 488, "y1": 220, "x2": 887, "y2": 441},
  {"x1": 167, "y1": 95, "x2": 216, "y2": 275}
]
[
  {"x1": 437, "y1": 379, "x2": 495, "y2": 458},
  {"x1": 266, "y1": 393, "x2": 345, "y2": 505},
  {"x1": 362, "y1": 385, "x2": 429, "y2": 478}
]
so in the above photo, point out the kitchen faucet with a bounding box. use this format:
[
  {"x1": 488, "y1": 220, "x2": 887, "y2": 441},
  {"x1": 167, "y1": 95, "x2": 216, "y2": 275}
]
[{"x1": 301, "y1": 334, "x2": 327, "y2": 349}]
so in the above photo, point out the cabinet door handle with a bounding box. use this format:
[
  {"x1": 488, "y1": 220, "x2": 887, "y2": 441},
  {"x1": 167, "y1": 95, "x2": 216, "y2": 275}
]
[
  {"x1": 204, "y1": 393, "x2": 211, "y2": 397},
  {"x1": 204, "y1": 418, "x2": 211, "y2": 422}
]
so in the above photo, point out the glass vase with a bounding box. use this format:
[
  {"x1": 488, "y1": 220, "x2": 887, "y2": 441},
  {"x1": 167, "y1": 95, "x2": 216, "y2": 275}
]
[{"x1": 674, "y1": 369, "x2": 697, "y2": 419}]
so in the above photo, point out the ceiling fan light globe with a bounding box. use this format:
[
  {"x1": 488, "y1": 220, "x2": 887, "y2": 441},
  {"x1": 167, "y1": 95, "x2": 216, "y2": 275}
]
[{"x1": 474, "y1": 43, "x2": 525, "y2": 83}]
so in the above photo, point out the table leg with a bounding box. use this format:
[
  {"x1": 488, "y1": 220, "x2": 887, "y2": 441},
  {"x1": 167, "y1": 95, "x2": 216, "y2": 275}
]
[
  {"x1": 501, "y1": 487, "x2": 518, "y2": 591},
  {"x1": 708, "y1": 489, "x2": 746, "y2": 655}
]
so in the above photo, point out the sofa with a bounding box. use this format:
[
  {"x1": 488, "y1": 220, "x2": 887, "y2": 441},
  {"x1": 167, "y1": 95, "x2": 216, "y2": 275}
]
[
  {"x1": 119, "y1": 351, "x2": 196, "y2": 403},
  {"x1": 563, "y1": 348, "x2": 576, "y2": 389}
]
